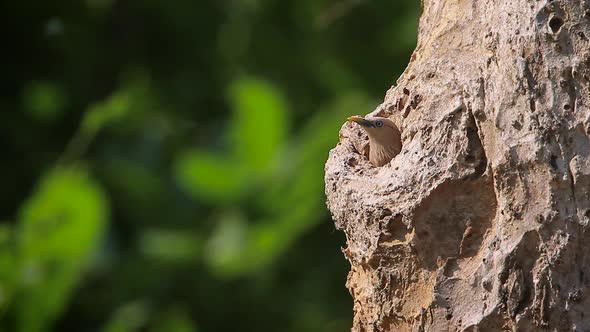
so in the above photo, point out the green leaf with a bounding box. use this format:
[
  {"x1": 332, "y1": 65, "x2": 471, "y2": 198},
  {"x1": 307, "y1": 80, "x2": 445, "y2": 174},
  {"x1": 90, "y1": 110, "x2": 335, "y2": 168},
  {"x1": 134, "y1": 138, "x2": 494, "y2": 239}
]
[
  {"x1": 60, "y1": 75, "x2": 156, "y2": 163},
  {"x1": 139, "y1": 229, "x2": 201, "y2": 263},
  {"x1": 22, "y1": 81, "x2": 67, "y2": 121},
  {"x1": 82, "y1": 91, "x2": 131, "y2": 136},
  {"x1": 151, "y1": 307, "x2": 198, "y2": 332},
  {"x1": 16, "y1": 167, "x2": 108, "y2": 332},
  {"x1": 204, "y1": 212, "x2": 248, "y2": 278},
  {"x1": 80, "y1": 73, "x2": 154, "y2": 137},
  {"x1": 173, "y1": 150, "x2": 246, "y2": 203},
  {"x1": 245, "y1": 222, "x2": 287, "y2": 269},
  {"x1": 101, "y1": 301, "x2": 149, "y2": 332},
  {"x1": 229, "y1": 78, "x2": 288, "y2": 173}
]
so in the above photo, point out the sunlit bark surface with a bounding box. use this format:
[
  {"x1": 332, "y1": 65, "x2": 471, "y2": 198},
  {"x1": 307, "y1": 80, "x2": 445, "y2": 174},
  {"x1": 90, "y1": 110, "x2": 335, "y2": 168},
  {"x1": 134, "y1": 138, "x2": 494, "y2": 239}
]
[{"x1": 325, "y1": 0, "x2": 590, "y2": 330}]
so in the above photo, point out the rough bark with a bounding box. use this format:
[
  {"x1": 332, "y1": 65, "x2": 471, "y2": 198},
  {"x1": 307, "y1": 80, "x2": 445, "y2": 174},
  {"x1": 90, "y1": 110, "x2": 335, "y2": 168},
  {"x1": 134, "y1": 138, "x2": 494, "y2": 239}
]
[{"x1": 324, "y1": 0, "x2": 590, "y2": 331}]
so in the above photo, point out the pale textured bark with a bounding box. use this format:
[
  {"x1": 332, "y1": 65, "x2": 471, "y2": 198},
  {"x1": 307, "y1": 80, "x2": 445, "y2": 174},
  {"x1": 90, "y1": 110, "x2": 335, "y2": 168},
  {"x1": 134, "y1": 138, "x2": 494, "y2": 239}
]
[{"x1": 324, "y1": 0, "x2": 590, "y2": 331}]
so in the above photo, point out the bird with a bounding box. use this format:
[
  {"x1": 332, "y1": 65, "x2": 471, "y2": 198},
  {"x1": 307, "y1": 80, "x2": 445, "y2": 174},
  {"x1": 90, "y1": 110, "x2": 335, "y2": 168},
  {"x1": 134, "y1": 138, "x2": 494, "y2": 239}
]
[{"x1": 347, "y1": 116, "x2": 402, "y2": 167}]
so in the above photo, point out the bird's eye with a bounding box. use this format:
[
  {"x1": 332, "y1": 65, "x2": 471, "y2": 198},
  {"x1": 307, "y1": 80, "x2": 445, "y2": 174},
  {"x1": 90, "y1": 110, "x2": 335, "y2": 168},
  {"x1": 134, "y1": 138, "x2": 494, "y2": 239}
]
[{"x1": 375, "y1": 120, "x2": 383, "y2": 127}]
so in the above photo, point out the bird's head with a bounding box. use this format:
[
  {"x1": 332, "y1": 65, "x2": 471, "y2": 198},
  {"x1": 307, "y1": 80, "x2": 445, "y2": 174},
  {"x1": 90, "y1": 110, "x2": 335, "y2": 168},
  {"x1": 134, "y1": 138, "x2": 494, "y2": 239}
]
[
  {"x1": 347, "y1": 115, "x2": 402, "y2": 166},
  {"x1": 347, "y1": 116, "x2": 398, "y2": 145}
]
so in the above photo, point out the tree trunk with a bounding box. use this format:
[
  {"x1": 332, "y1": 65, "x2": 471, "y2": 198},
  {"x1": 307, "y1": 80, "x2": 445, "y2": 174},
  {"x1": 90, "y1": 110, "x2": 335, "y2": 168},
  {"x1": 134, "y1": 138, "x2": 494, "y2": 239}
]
[{"x1": 324, "y1": 0, "x2": 590, "y2": 330}]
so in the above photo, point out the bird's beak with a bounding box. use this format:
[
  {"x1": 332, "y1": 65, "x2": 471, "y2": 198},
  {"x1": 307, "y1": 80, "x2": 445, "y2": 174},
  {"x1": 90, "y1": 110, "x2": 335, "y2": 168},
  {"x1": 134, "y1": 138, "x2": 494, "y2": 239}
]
[{"x1": 347, "y1": 116, "x2": 373, "y2": 127}]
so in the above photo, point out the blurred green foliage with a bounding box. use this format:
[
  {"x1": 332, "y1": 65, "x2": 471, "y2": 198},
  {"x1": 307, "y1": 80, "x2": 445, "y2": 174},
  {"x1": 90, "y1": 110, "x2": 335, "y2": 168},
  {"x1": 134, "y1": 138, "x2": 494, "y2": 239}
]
[
  {"x1": 16, "y1": 168, "x2": 108, "y2": 332},
  {"x1": 0, "y1": 0, "x2": 419, "y2": 331}
]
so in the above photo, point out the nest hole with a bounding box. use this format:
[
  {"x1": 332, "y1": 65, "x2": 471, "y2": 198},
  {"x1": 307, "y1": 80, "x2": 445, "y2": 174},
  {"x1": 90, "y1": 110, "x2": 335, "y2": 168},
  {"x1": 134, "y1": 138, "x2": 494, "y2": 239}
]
[{"x1": 549, "y1": 16, "x2": 564, "y2": 34}]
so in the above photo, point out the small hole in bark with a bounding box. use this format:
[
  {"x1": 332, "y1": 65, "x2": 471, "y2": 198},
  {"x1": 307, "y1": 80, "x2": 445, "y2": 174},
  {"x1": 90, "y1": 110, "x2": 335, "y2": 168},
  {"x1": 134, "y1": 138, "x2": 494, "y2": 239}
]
[
  {"x1": 445, "y1": 307, "x2": 453, "y2": 320},
  {"x1": 410, "y1": 94, "x2": 422, "y2": 109},
  {"x1": 347, "y1": 157, "x2": 358, "y2": 167},
  {"x1": 549, "y1": 16, "x2": 564, "y2": 34},
  {"x1": 512, "y1": 120, "x2": 522, "y2": 130},
  {"x1": 550, "y1": 155, "x2": 558, "y2": 170},
  {"x1": 564, "y1": 104, "x2": 571, "y2": 110}
]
